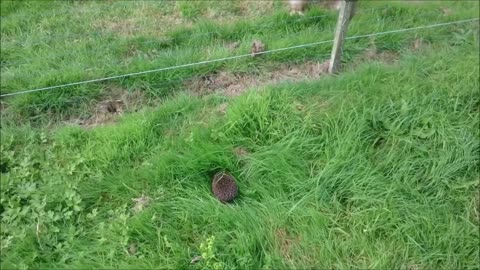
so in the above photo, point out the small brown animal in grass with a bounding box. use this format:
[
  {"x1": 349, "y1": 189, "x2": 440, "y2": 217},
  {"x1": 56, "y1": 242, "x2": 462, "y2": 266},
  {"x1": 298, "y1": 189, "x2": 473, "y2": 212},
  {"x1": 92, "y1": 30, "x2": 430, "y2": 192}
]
[
  {"x1": 251, "y1": 40, "x2": 266, "y2": 57},
  {"x1": 212, "y1": 171, "x2": 239, "y2": 203}
]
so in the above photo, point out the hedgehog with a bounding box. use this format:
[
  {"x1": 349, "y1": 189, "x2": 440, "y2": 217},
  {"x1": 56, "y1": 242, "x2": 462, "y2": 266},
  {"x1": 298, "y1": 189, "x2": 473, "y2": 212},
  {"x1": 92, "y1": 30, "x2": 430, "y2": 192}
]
[{"x1": 211, "y1": 171, "x2": 239, "y2": 203}]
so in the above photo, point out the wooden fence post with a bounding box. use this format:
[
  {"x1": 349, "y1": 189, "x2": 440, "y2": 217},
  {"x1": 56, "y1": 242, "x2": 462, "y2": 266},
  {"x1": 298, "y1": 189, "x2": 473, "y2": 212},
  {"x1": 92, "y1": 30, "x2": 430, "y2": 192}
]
[{"x1": 329, "y1": 0, "x2": 357, "y2": 74}]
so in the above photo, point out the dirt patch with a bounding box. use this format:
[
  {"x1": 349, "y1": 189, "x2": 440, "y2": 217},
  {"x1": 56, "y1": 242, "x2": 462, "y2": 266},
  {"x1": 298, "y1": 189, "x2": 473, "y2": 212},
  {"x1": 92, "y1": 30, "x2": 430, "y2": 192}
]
[
  {"x1": 127, "y1": 243, "x2": 138, "y2": 255},
  {"x1": 411, "y1": 38, "x2": 423, "y2": 51},
  {"x1": 293, "y1": 100, "x2": 307, "y2": 112},
  {"x1": 362, "y1": 47, "x2": 400, "y2": 64},
  {"x1": 275, "y1": 228, "x2": 300, "y2": 261},
  {"x1": 238, "y1": 1, "x2": 275, "y2": 16},
  {"x1": 216, "y1": 102, "x2": 229, "y2": 115},
  {"x1": 91, "y1": 3, "x2": 186, "y2": 39},
  {"x1": 187, "y1": 60, "x2": 330, "y2": 97},
  {"x1": 66, "y1": 86, "x2": 150, "y2": 128},
  {"x1": 441, "y1": 7, "x2": 452, "y2": 16},
  {"x1": 225, "y1": 41, "x2": 240, "y2": 52},
  {"x1": 131, "y1": 194, "x2": 152, "y2": 214},
  {"x1": 348, "y1": 45, "x2": 400, "y2": 71},
  {"x1": 233, "y1": 147, "x2": 249, "y2": 158},
  {"x1": 406, "y1": 262, "x2": 422, "y2": 270},
  {"x1": 122, "y1": 44, "x2": 160, "y2": 60},
  {"x1": 80, "y1": 100, "x2": 123, "y2": 127},
  {"x1": 92, "y1": 18, "x2": 138, "y2": 37},
  {"x1": 410, "y1": 37, "x2": 431, "y2": 52}
]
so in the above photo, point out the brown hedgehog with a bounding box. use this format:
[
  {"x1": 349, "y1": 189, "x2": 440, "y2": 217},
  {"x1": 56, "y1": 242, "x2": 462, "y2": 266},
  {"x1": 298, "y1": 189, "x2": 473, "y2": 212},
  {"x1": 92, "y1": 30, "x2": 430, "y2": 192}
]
[{"x1": 212, "y1": 171, "x2": 239, "y2": 203}]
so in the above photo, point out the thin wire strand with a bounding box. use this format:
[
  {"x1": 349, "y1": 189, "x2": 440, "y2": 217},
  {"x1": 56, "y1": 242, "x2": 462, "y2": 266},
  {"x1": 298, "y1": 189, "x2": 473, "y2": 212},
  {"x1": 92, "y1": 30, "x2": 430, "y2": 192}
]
[
  {"x1": 345, "y1": 18, "x2": 479, "y2": 40},
  {"x1": 1, "y1": 18, "x2": 478, "y2": 98},
  {"x1": 18, "y1": 53, "x2": 334, "y2": 110}
]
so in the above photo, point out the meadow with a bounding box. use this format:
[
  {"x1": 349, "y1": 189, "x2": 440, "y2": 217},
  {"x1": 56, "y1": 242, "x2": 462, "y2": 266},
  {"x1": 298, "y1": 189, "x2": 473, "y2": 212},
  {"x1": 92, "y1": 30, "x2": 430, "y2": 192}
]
[{"x1": 0, "y1": 1, "x2": 479, "y2": 269}]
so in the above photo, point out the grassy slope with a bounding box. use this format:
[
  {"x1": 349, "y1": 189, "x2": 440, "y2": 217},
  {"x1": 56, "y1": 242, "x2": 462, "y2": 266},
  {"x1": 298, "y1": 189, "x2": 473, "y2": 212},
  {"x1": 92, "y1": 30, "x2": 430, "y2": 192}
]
[
  {"x1": 1, "y1": 1, "x2": 478, "y2": 121},
  {"x1": 1, "y1": 1, "x2": 479, "y2": 269}
]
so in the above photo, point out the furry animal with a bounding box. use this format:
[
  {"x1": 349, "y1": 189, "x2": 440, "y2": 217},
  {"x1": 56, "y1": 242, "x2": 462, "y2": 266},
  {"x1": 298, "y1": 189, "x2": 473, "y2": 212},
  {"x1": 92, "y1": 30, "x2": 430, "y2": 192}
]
[
  {"x1": 251, "y1": 40, "x2": 266, "y2": 57},
  {"x1": 212, "y1": 171, "x2": 239, "y2": 203}
]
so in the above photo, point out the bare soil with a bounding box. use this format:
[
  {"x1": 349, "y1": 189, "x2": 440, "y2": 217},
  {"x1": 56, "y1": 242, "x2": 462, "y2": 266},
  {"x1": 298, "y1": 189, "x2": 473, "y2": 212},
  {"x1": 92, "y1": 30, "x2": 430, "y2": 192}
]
[
  {"x1": 188, "y1": 60, "x2": 331, "y2": 97},
  {"x1": 66, "y1": 86, "x2": 149, "y2": 128}
]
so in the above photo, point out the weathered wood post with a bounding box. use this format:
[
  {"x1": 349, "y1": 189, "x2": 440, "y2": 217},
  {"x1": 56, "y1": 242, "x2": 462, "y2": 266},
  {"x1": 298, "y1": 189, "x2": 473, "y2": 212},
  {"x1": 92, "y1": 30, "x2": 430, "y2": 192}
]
[{"x1": 329, "y1": 0, "x2": 358, "y2": 74}]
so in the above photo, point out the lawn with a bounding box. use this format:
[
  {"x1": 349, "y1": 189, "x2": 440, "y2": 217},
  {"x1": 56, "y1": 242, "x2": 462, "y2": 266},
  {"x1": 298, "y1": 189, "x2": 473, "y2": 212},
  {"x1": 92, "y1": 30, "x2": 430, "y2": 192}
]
[{"x1": 0, "y1": 0, "x2": 479, "y2": 269}]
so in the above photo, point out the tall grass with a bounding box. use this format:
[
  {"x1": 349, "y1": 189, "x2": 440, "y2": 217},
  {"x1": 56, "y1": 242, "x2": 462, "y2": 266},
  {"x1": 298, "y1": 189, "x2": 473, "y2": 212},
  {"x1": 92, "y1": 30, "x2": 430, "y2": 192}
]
[
  {"x1": 0, "y1": 1, "x2": 479, "y2": 269},
  {"x1": 1, "y1": 0, "x2": 478, "y2": 121}
]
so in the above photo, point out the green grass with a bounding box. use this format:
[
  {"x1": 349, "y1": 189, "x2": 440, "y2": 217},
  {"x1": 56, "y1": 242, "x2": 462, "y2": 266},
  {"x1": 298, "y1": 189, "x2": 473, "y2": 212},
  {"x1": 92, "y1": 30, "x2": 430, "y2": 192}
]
[
  {"x1": 1, "y1": 0, "x2": 479, "y2": 269},
  {"x1": 1, "y1": 0, "x2": 478, "y2": 121}
]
